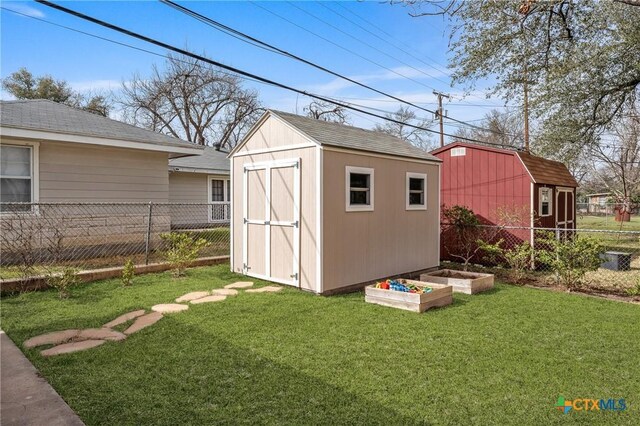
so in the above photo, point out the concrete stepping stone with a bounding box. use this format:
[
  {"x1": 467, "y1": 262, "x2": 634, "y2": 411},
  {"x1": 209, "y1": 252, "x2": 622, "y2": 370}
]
[
  {"x1": 245, "y1": 286, "x2": 283, "y2": 293},
  {"x1": 24, "y1": 329, "x2": 80, "y2": 349},
  {"x1": 124, "y1": 312, "x2": 163, "y2": 335},
  {"x1": 224, "y1": 281, "x2": 254, "y2": 289},
  {"x1": 190, "y1": 295, "x2": 226, "y2": 304},
  {"x1": 77, "y1": 328, "x2": 126, "y2": 342},
  {"x1": 211, "y1": 288, "x2": 238, "y2": 296},
  {"x1": 41, "y1": 340, "x2": 106, "y2": 357},
  {"x1": 103, "y1": 310, "x2": 146, "y2": 328},
  {"x1": 176, "y1": 291, "x2": 210, "y2": 303},
  {"x1": 151, "y1": 304, "x2": 189, "y2": 314}
]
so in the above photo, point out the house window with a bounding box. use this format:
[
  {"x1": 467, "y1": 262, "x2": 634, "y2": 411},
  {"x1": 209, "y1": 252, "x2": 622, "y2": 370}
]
[
  {"x1": 539, "y1": 187, "x2": 552, "y2": 217},
  {"x1": 0, "y1": 145, "x2": 34, "y2": 212},
  {"x1": 345, "y1": 166, "x2": 374, "y2": 212},
  {"x1": 406, "y1": 172, "x2": 427, "y2": 210}
]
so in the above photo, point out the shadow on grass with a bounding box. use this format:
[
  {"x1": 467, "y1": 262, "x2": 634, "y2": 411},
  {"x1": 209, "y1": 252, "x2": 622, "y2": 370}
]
[{"x1": 40, "y1": 319, "x2": 425, "y2": 425}]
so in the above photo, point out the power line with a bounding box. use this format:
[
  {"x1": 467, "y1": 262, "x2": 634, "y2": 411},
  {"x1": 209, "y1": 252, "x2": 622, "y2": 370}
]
[
  {"x1": 160, "y1": 0, "x2": 514, "y2": 138},
  {"x1": 33, "y1": 0, "x2": 500, "y2": 147}
]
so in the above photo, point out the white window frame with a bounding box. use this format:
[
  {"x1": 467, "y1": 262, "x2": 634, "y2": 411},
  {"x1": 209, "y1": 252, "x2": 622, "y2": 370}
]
[
  {"x1": 345, "y1": 166, "x2": 374, "y2": 212},
  {"x1": 406, "y1": 172, "x2": 427, "y2": 211},
  {"x1": 0, "y1": 141, "x2": 40, "y2": 214},
  {"x1": 207, "y1": 175, "x2": 230, "y2": 223},
  {"x1": 451, "y1": 147, "x2": 466, "y2": 157},
  {"x1": 539, "y1": 187, "x2": 553, "y2": 217}
]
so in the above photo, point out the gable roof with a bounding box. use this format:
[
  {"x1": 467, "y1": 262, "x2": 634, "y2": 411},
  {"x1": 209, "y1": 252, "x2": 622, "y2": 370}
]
[
  {"x1": 231, "y1": 110, "x2": 440, "y2": 162},
  {"x1": 432, "y1": 142, "x2": 578, "y2": 187},
  {"x1": 169, "y1": 146, "x2": 229, "y2": 174},
  {"x1": 0, "y1": 100, "x2": 203, "y2": 157}
]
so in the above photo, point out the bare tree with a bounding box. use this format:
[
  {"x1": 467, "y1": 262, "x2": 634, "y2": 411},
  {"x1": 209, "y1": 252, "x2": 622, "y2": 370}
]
[
  {"x1": 120, "y1": 53, "x2": 261, "y2": 150},
  {"x1": 303, "y1": 100, "x2": 349, "y2": 124},
  {"x1": 374, "y1": 106, "x2": 435, "y2": 150},
  {"x1": 454, "y1": 109, "x2": 525, "y2": 149},
  {"x1": 589, "y1": 110, "x2": 640, "y2": 219}
]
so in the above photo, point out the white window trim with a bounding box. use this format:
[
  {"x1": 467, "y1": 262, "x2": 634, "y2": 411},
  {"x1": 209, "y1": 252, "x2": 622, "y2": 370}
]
[
  {"x1": 207, "y1": 175, "x2": 230, "y2": 223},
  {"x1": 539, "y1": 187, "x2": 553, "y2": 217},
  {"x1": 0, "y1": 141, "x2": 40, "y2": 214},
  {"x1": 406, "y1": 172, "x2": 427, "y2": 211},
  {"x1": 345, "y1": 166, "x2": 374, "y2": 212}
]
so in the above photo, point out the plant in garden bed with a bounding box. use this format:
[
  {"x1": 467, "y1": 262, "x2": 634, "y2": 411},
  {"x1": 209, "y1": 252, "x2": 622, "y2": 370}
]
[
  {"x1": 160, "y1": 232, "x2": 210, "y2": 277},
  {"x1": 536, "y1": 231, "x2": 603, "y2": 291},
  {"x1": 121, "y1": 259, "x2": 135, "y2": 287},
  {"x1": 46, "y1": 267, "x2": 80, "y2": 299}
]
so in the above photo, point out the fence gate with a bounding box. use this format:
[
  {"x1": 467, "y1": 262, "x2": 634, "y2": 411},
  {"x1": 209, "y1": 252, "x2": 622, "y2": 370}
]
[
  {"x1": 556, "y1": 187, "x2": 574, "y2": 229},
  {"x1": 242, "y1": 158, "x2": 300, "y2": 286}
]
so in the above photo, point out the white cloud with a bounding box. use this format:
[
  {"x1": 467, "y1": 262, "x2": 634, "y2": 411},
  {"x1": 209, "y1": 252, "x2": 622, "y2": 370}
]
[
  {"x1": 69, "y1": 79, "x2": 123, "y2": 93},
  {"x1": 3, "y1": 2, "x2": 45, "y2": 18}
]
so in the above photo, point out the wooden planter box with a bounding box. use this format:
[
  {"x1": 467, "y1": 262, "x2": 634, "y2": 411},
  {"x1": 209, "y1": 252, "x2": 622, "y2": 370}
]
[
  {"x1": 420, "y1": 269, "x2": 494, "y2": 295},
  {"x1": 364, "y1": 280, "x2": 452, "y2": 313}
]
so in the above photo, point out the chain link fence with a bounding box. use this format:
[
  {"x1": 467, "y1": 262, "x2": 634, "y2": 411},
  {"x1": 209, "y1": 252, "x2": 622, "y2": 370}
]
[
  {"x1": 577, "y1": 202, "x2": 640, "y2": 229},
  {"x1": 0, "y1": 202, "x2": 230, "y2": 282},
  {"x1": 440, "y1": 223, "x2": 640, "y2": 297}
]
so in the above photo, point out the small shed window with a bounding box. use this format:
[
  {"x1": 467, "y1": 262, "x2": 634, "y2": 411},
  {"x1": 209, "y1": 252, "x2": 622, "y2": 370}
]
[
  {"x1": 345, "y1": 166, "x2": 374, "y2": 212},
  {"x1": 539, "y1": 187, "x2": 552, "y2": 217},
  {"x1": 0, "y1": 145, "x2": 34, "y2": 212},
  {"x1": 451, "y1": 147, "x2": 466, "y2": 157},
  {"x1": 406, "y1": 172, "x2": 427, "y2": 210}
]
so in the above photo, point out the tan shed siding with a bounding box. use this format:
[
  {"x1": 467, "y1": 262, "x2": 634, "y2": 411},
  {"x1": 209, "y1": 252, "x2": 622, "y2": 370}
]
[
  {"x1": 232, "y1": 147, "x2": 317, "y2": 292},
  {"x1": 322, "y1": 150, "x2": 440, "y2": 291},
  {"x1": 237, "y1": 116, "x2": 315, "y2": 153},
  {"x1": 38, "y1": 141, "x2": 169, "y2": 202}
]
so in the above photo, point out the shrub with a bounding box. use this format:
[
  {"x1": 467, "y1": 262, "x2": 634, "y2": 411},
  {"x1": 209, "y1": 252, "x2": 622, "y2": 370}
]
[
  {"x1": 481, "y1": 240, "x2": 535, "y2": 284},
  {"x1": 160, "y1": 232, "x2": 210, "y2": 277},
  {"x1": 121, "y1": 259, "x2": 135, "y2": 287},
  {"x1": 536, "y1": 232, "x2": 603, "y2": 290},
  {"x1": 47, "y1": 267, "x2": 80, "y2": 299}
]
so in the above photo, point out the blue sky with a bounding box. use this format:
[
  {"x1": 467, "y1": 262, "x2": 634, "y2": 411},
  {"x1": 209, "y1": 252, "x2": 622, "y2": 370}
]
[{"x1": 1, "y1": 0, "x2": 509, "y2": 143}]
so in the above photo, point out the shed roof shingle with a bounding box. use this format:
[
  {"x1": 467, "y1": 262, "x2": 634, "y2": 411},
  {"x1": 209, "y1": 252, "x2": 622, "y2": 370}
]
[
  {"x1": 0, "y1": 100, "x2": 201, "y2": 152},
  {"x1": 517, "y1": 151, "x2": 578, "y2": 187},
  {"x1": 268, "y1": 110, "x2": 440, "y2": 162}
]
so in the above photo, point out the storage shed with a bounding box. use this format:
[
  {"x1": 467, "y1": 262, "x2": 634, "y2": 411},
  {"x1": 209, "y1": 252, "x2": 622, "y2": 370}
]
[
  {"x1": 431, "y1": 142, "x2": 578, "y2": 238},
  {"x1": 229, "y1": 110, "x2": 442, "y2": 294}
]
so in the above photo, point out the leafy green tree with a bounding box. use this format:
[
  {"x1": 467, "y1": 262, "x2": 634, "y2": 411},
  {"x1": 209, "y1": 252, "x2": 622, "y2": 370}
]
[
  {"x1": 2, "y1": 67, "x2": 111, "y2": 116},
  {"x1": 395, "y1": 1, "x2": 640, "y2": 152}
]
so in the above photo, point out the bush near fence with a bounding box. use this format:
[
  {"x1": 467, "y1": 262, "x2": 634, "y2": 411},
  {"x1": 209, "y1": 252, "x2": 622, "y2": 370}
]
[
  {"x1": 0, "y1": 203, "x2": 230, "y2": 281},
  {"x1": 440, "y1": 223, "x2": 640, "y2": 296}
]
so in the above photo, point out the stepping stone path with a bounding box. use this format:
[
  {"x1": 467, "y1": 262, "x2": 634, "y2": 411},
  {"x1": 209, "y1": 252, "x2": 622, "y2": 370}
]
[
  {"x1": 77, "y1": 328, "x2": 126, "y2": 341},
  {"x1": 24, "y1": 280, "x2": 286, "y2": 357},
  {"x1": 151, "y1": 304, "x2": 189, "y2": 314},
  {"x1": 176, "y1": 291, "x2": 210, "y2": 303},
  {"x1": 190, "y1": 295, "x2": 226, "y2": 304},
  {"x1": 124, "y1": 312, "x2": 163, "y2": 335},
  {"x1": 211, "y1": 288, "x2": 238, "y2": 296},
  {"x1": 42, "y1": 340, "x2": 106, "y2": 357},
  {"x1": 103, "y1": 310, "x2": 146, "y2": 328},
  {"x1": 245, "y1": 286, "x2": 283, "y2": 293},
  {"x1": 225, "y1": 281, "x2": 254, "y2": 289}
]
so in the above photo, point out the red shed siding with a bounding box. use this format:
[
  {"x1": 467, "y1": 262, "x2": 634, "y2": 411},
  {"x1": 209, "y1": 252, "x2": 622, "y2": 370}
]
[{"x1": 437, "y1": 147, "x2": 531, "y2": 226}]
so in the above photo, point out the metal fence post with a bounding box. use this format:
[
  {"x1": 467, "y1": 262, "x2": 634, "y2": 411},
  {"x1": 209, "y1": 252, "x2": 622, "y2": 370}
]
[{"x1": 144, "y1": 202, "x2": 153, "y2": 265}]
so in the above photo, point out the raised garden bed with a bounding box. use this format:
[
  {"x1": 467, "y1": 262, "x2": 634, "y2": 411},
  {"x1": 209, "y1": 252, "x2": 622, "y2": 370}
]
[
  {"x1": 420, "y1": 269, "x2": 494, "y2": 295},
  {"x1": 365, "y1": 279, "x2": 452, "y2": 313}
]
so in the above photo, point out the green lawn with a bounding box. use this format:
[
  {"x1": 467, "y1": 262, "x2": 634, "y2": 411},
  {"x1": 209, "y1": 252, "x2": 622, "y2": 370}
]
[
  {"x1": 578, "y1": 214, "x2": 640, "y2": 231},
  {"x1": 1, "y1": 264, "x2": 639, "y2": 425}
]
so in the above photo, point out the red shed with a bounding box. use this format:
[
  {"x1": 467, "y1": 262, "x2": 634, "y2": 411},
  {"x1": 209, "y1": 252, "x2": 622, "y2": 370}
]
[{"x1": 431, "y1": 142, "x2": 578, "y2": 242}]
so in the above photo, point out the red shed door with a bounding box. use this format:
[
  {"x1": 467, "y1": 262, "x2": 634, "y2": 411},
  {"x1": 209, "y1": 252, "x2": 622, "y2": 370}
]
[{"x1": 556, "y1": 188, "x2": 574, "y2": 229}]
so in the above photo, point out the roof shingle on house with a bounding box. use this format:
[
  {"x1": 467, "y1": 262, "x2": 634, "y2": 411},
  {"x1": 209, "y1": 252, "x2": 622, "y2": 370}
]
[
  {"x1": 169, "y1": 146, "x2": 229, "y2": 174},
  {"x1": 264, "y1": 110, "x2": 440, "y2": 162},
  {"x1": 0, "y1": 99, "x2": 202, "y2": 154}
]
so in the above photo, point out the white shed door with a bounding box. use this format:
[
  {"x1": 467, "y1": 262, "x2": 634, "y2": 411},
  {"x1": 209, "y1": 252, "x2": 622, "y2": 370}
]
[{"x1": 242, "y1": 159, "x2": 300, "y2": 286}]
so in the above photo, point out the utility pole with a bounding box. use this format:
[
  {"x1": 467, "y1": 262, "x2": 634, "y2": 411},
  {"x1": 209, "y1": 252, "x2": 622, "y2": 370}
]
[
  {"x1": 433, "y1": 90, "x2": 450, "y2": 147},
  {"x1": 523, "y1": 62, "x2": 530, "y2": 152}
]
